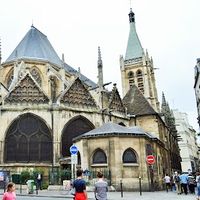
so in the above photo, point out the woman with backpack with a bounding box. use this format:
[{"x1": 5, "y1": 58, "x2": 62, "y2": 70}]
[{"x1": 173, "y1": 171, "x2": 181, "y2": 195}]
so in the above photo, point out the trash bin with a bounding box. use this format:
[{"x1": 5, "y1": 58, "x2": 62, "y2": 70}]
[{"x1": 27, "y1": 180, "x2": 34, "y2": 194}]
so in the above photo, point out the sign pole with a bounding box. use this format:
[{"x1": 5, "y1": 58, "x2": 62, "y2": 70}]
[{"x1": 70, "y1": 145, "x2": 78, "y2": 182}]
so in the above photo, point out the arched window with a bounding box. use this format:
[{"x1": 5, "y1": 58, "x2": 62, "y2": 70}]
[
  {"x1": 128, "y1": 71, "x2": 134, "y2": 88},
  {"x1": 128, "y1": 71, "x2": 134, "y2": 78},
  {"x1": 62, "y1": 116, "x2": 94, "y2": 157},
  {"x1": 4, "y1": 113, "x2": 52, "y2": 163},
  {"x1": 30, "y1": 67, "x2": 42, "y2": 86},
  {"x1": 136, "y1": 70, "x2": 142, "y2": 77},
  {"x1": 136, "y1": 70, "x2": 144, "y2": 94},
  {"x1": 7, "y1": 69, "x2": 14, "y2": 89},
  {"x1": 93, "y1": 149, "x2": 107, "y2": 164},
  {"x1": 122, "y1": 148, "x2": 137, "y2": 163}
]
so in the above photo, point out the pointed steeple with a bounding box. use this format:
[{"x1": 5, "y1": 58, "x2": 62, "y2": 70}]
[
  {"x1": 162, "y1": 92, "x2": 167, "y2": 106},
  {"x1": 125, "y1": 8, "x2": 144, "y2": 61},
  {"x1": 97, "y1": 46, "x2": 104, "y2": 89}
]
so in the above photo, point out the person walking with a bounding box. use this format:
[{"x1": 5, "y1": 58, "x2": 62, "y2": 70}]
[
  {"x1": 36, "y1": 173, "x2": 43, "y2": 190},
  {"x1": 188, "y1": 172, "x2": 195, "y2": 194},
  {"x1": 163, "y1": 174, "x2": 171, "y2": 192},
  {"x1": 73, "y1": 169, "x2": 88, "y2": 200},
  {"x1": 173, "y1": 171, "x2": 181, "y2": 195},
  {"x1": 94, "y1": 172, "x2": 108, "y2": 200},
  {"x1": 2, "y1": 182, "x2": 16, "y2": 200},
  {"x1": 196, "y1": 172, "x2": 200, "y2": 200},
  {"x1": 179, "y1": 172, "x2": 188, "y2": 195}
]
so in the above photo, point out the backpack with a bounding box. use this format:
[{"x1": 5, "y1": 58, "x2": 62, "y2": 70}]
[{"x1": 174, "y1": 175, "x2": 180, "y2": 182}]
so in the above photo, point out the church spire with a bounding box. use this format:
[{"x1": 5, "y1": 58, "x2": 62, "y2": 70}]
[
  {"x1": 125, "y1": 8, "x2": 144, "y2": 61},
  {"x1": 162, "y1": 92, "x2": 167, "y2": 106},
  {"x1": 129, "y1": 8, "x2": 135, "y2": 23},
  {"x1": 98, "y1": 46, "x2": 104, "y2": 89}
]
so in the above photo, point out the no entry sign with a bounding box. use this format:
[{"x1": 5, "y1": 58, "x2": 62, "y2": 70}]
[{"x1": 146, "y1": 155, "x2": 155, "y2": 165}]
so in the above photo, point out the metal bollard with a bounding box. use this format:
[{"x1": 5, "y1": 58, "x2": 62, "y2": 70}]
[
  {"x1": 20, "y1": 183, "x2": 22, "y2": 194},
  {"x1": 139, "y1": 177, "x2": 142, "y2": 196},
  {"x1": 120, "y1": 180, "x2": 123, "y2": 198}
]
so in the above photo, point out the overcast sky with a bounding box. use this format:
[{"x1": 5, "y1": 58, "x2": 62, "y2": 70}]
[{"x1": 1, "y1": 0, "x2": 200, "y2": 131}]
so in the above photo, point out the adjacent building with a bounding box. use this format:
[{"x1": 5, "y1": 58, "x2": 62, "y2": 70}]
[{"x1": 173, "y1": 109, "x2": 199, "y2": 172}]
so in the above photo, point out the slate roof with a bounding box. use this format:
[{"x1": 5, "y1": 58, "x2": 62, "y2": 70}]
[
  {"x1": 123, "y1": 84, "x2": 157, "y2": 116},
  {"x1": 125, "y1": 15, "x2": 144, "y2": 60},
  {"x1": 63, "y1": 63, "x2": 97, "y2": 89},
  {"x1": 73, "y1": 122, "x2": 156, "y2": 141},
  {"x1": 6, "y1": 26, "x2": 62, "y2": 66},
  {"x1": 5, "y1": 26, "x2": 97, "y2": 89}
]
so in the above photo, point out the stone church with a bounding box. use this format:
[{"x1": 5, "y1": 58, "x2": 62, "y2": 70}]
[{"x1": 0, "y1": 8, "x2": 180, "y2": 190}]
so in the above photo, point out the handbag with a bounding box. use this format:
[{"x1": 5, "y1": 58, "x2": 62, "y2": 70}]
[{"x1": 70, "y1": 187, "x2": 75, "y2": 196}]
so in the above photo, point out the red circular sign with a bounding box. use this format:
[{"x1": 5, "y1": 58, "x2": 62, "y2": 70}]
[{"x1": 146, "y1": 155, "x2": 155, "y2": 165}]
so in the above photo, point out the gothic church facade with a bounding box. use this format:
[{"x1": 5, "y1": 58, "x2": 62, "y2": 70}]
[{"x1": 0, "y1": 9, "x2": 180, "y2": 190}]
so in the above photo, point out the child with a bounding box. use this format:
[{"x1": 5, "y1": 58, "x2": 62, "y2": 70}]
[{"x1": 2, "y1": 182, "x2": 16, "y2": 200}]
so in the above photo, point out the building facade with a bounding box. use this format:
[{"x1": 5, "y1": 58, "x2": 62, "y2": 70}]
[
  {"x1": 0, "y1": 8, "x2": 181, "y2": 190},
  {"x1": 173, "y1": 109, "x2": 199, "y2": 172}
]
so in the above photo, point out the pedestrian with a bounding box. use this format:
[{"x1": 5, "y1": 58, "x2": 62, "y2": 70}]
[
  {"x1": 163, "y1": 174, "x2": 171, "y2": 192},
  {"x1": 173, "y1": 171, "x2": 181, "y2": 195},
  {"x1": 179, "y1": 172, "x2": 188, "y2": 195},
  {"x1": 188, "y1": 172, "x2": 195, "y2": 194},
  {"x1": 36, "y1": 173, "x2": 42, "y2": 190},
  {"x1": 196, "y1": 172, "x2": 200, "y2": 200},
  {"x1": 94, "y1": 172, "x2": 108, "y2": 200},
  {"x1": 73, "y1": 169, "x2": 88, "y2": 200},
  {"x1": 2, "y1": 182, "x2": 16, "y2": 200}
]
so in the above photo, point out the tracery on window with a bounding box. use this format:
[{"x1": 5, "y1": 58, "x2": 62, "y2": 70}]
[
  {"x1": 93, "y1": 149, "x2": 107, "y2": 164},
  {"x1": 30, "y1": 67, "x2": 42, "y2": 86},
  {"x1": 122, "y1": 148, "x2": 137, "y2": 163},
  {"x1": 4, "y1": 113, "x2": 52, "y2": 163}
]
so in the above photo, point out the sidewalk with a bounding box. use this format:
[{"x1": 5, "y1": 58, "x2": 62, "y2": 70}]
[{"x1": 0, "y1": 189, "x2": 197, "y2": 200}]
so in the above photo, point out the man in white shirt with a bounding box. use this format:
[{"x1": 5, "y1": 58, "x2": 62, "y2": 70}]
[{"x1": 163, "y1": 174, "x2": 171, "y2": 192}]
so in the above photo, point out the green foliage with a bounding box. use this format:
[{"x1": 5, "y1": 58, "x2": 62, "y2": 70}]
[
  {"x1": 60, "y1": 169, "x2": 71, "y2": 181},
  {"x1": 42, "y1": 182, "x2": 49, "y2": 189},
  {"x1": 20, "y1": 170, "x2": 31, "y2": 184}
]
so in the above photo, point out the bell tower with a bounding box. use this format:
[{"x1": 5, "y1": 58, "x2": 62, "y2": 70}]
[{"x1": 120, "y1": 8, "x2": 160, "y2": 112}]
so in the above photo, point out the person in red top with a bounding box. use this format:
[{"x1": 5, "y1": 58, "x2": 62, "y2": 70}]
[
  {"x1": 73, "y1": 169, "x2": 88, "y2": 200},
  {"x1": 2, "y1": 182, "x2": 16, "y2": 200}
]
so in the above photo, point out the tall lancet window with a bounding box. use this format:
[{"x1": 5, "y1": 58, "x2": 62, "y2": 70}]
[
  {"x1": 136, "y1": 70, "x2": 144, "y2": 94},
  {"x1": 7, "y1": 69, "x2": 14, "y2": 89},
  {"x1": 128, "y1": 71, "x2": 134, "y2": 88},
  {"x1": 30, "y1": 67, "x2": 42, "y2": 86}
]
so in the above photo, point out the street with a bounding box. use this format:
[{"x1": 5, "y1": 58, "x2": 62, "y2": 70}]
[{"x1": 13, "y1": 191, "x2": 197, "y2": 200}]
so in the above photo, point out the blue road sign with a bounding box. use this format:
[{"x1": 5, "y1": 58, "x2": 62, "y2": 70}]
[{"x1": 70, "y1": 145, "x2": 78, "y2": 155}]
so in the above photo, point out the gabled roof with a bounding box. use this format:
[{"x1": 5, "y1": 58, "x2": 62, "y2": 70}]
[
  {"x1": 73, "y1": 122, "x2": 156, "y2": 141},
  {"x1": 6, "y1": 26, "x2": 61, "y2": 66},
  {"x1": 59, "y1": 77, "x2": 97, "y2": 108},
  {"x1": 125, "y1": 10, "x2": 144, "y2": 61},
  {"x1": 108, "y1": 84, "x2": 126, "y2": 113},
  {"x1": 4, "y1": 73, "x2": 49, "y2": 104},
  {"x1": 123, "y1": 84, "x2": 157, "y2": 116}
]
